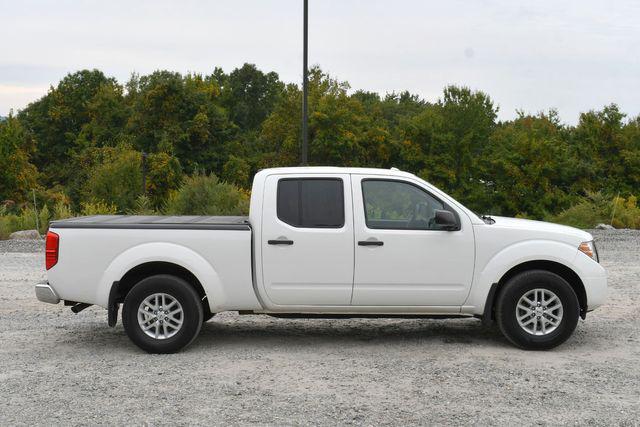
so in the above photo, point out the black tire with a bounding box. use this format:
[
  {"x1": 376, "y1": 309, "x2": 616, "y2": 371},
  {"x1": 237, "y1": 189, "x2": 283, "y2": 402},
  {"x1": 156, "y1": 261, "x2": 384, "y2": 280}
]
[
  {"x1": 496, "y1": 270, "x2": 580, "y2": 350},
  {"x1": 122, "y1": 274, "x2": 203, "y2": 354}
]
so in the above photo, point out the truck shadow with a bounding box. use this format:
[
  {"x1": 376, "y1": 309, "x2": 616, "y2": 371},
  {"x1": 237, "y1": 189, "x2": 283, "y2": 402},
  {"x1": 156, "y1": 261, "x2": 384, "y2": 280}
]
[
  {"x1": 58, "y1": 316, "x2": 509, "y2": 354},
  {"x1": 64, "y1": 315, "x2": 598, "y2": 353},
  {"x1": 193, "y1": 316, "x2": 509, "y2": 349}
]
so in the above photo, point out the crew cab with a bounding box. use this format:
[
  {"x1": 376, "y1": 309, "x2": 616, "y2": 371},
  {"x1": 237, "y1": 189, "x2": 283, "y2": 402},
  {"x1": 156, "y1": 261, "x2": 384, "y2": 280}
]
[{"x1": 36, "y1": 167, "x2": 607, "y2": 353}]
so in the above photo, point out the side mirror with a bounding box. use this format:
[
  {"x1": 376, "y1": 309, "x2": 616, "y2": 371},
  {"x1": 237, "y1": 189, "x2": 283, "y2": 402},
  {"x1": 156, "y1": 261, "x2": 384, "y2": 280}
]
[{"x1": 434, "y1": 209, "x2": 458, "y2": 231}]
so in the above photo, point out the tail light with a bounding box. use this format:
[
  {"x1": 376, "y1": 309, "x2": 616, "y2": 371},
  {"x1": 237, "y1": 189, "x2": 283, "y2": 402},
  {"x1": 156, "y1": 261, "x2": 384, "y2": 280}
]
[{"x1": 45, "y1": 231, "x2": 59, "y2": 270}]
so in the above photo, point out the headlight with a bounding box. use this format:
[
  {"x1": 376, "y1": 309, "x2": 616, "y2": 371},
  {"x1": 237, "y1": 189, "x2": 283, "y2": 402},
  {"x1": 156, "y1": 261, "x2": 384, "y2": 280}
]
[{"x1": 578, "y1": 240, "x2": 599, "y2": 263}]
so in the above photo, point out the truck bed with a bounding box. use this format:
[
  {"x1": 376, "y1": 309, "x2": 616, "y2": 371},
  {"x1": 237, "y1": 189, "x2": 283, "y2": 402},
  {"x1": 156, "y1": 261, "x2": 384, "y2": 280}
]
[
  {"x1": 50, "y1": 215, "x2": 250, "y2": 230},
  {"x1": 46, "y1": 214, "x2": 258, "y2": 311}
]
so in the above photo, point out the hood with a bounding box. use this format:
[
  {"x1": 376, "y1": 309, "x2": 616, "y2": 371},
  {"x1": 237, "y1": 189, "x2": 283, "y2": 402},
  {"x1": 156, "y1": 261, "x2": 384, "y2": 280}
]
[{"x1": 486, "y1": 216, "x2": 593, "y2": 243}]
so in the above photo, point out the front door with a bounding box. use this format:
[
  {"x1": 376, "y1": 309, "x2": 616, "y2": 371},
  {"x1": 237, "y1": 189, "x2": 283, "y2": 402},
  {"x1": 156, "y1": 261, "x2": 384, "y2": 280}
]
[
  {"x1": 351, "y1": 175, "x2": 475, "y2": 307},
  {"x1": 261, "y1": 173, "x2": 354, "y2": 306}
]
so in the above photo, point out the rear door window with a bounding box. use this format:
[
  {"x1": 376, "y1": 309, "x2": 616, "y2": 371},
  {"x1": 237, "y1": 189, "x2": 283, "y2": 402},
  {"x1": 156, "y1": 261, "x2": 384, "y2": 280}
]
[{"x1": 277, "y1": 178, "x2": 344, "y2": 228}]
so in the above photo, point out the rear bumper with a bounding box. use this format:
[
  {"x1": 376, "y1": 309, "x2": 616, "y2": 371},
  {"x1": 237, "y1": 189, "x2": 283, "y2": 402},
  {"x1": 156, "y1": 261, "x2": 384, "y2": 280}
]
[{"x1": 35, "y1": 281, "x2": 60, "y2": 304}]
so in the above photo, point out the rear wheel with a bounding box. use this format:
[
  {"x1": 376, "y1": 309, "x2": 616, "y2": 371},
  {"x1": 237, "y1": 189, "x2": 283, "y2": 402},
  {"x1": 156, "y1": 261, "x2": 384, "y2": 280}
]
[
  {"x1": 122, "y1": 274, "x2": 203, "y2": 353},
  {"x1": 496, "y1": 270, "x2": 579, "y2": 350}
]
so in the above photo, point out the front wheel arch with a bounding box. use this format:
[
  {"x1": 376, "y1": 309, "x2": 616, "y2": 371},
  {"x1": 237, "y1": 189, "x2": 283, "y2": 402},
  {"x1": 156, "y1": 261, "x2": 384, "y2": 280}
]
[{"x1": 485, "y1": 260, "x2": 587, "y2": 324}]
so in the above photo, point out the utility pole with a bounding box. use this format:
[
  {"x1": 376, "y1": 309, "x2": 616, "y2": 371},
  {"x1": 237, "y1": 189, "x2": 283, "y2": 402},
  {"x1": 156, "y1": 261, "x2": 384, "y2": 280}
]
[{"x1": 301, "y1": 0, "x2": 309, "y2": 165}]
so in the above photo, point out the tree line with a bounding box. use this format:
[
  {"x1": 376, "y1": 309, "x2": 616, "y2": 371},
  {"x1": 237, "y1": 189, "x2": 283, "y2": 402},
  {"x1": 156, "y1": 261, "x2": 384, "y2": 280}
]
[{"x1": 1, "y1": 64, "x2": 639, "y2": 231}]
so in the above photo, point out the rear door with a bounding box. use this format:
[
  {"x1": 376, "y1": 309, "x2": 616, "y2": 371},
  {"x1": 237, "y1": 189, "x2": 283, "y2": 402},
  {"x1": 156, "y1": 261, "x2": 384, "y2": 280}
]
[{"x1": 261, "y1": 173, "x2": 354, "y2": 306}]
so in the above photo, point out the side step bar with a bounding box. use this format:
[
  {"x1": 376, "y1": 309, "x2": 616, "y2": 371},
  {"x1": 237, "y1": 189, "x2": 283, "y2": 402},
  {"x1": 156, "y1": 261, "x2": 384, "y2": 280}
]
[{"x1": 238, "y1": 311, "x2": 470, "y2": 320}]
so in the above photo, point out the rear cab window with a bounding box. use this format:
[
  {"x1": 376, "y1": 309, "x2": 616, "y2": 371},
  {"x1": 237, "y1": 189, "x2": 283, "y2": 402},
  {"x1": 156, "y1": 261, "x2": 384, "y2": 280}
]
[{"x1": 277, "y1": 178, "x2": 345, "y2": 228}]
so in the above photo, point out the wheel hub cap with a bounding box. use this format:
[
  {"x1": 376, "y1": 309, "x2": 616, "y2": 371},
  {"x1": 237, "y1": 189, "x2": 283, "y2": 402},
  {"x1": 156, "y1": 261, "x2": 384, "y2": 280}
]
[
  {"x1": 137, "y1": 293, "x2": 184, "y2": 340},
  {"x1": 516, "y1": 288, "x2": 563, "y2": 336}
]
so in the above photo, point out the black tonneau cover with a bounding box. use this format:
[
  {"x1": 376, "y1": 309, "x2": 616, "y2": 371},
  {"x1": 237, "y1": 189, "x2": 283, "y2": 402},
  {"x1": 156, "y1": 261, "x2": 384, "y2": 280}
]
[{"x1": 50, "y1": 215, "x2": 251, "y2": 230}]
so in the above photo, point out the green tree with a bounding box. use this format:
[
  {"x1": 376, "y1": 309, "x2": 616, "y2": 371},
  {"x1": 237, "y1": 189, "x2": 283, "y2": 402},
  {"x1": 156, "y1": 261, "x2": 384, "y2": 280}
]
[
  {"x1": 483, "y1": 112, "x2": 575, "y2": 217},
  {"x1": 2, "y1": 64, "x2": 640, "y2": 226},
  {"x1": 259, "y1": 82, "x2": 303, "y2": 167},
  {"x1": 438, "y1": 86, "x2": 497, "y2": 210},
  {"x1": 0, "y1": 115, "x2": 38, "y2": 203},
  {"x1": 260, "y1": 67, "x2": 393, "y2": 168},
  {"x1": 621, "y1": 116, "x2": 640, "y2": 193},
  {"x1": 400, "y1": 105, "x2": 448, "y2": 183},
  {"x1": 572, "y1": 104, "x2": 638, "y2": 195},
  {"x1": 221, "y1": 63, "x2": 284, "y2": 130},
  {"x1": 18, "y1": 70, "x2": 117, "y2": 186},
  {"x1": 165, "y1": 174, "x2": 249, "y2": 215},
  {"x1": 83, "y1": 145, "x2": 142, "y2": 212},
  {"x1": 76, "y1": 82, "x2": 128, "y2": 149},
  {"x1": 126, "y1": 71, "x2": 235, "y2": 174},
  {"x1": 399, "y1": 86, "x2": 497, "y2": 212},
  {"x1": 145, "y1": 152, "x2": 183, "y2": 207},
  {"x1": 222, "y1": 155, "x2": 251, "y2": 188}
]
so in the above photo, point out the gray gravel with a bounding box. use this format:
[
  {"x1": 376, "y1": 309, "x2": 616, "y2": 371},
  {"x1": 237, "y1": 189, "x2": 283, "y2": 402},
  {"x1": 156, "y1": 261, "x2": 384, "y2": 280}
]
[
  {"x1": 0, "y1": 238, "x2": 43, "y2": 253},
  {"x1": 1, "y1": 230, "x2": 639, "y2": 425}
]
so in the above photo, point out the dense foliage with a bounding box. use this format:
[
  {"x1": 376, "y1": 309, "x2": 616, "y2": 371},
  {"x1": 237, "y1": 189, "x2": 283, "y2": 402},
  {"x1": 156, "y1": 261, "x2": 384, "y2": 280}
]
[{"x1": 1, "y1": 63, "x2": 639, "y2": 236}]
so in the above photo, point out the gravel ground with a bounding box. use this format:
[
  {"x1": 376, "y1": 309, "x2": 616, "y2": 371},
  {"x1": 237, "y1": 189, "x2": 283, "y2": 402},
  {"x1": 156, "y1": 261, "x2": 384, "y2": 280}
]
[{"x1": 1, "y1": 230, "x2": 639, "y2": 425}]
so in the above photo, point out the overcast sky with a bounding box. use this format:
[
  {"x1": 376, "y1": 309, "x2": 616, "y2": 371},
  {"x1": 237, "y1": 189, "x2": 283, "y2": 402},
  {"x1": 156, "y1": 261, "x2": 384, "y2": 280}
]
[{"x1": 1, "y1": 0, "x2": 639, "y2": 123}]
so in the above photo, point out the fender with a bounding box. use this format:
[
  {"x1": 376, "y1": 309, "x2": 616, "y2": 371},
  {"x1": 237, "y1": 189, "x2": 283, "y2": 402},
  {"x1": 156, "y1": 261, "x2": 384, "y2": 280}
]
[
  {"x1": 94, "y1": 242, "x2": 226, "y2": 312},
  {"x1": 463, "y1": 239, "x2": 580, "y2": 315}
]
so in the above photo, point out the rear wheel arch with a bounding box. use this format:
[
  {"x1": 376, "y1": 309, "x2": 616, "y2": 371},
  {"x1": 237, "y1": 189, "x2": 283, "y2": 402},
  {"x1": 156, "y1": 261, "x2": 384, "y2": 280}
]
[
  {"x1": 108, "y1": 262, "x2": 212, "y2": 326},
  {"x1": 485, "y1": 260, "x2": 587, "y2": 323}
]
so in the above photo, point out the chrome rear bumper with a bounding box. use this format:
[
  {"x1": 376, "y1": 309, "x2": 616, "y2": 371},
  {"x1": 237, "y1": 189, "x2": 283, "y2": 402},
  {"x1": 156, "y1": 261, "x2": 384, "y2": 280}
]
[{"x1": 35, "y1": 281, "x2": 60, "y2": 304}]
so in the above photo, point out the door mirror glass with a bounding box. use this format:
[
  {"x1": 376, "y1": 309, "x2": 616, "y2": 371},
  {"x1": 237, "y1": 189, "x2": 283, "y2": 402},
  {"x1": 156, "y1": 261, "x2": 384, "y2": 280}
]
[{"x1": 434, "y1": 209, "x2": 458, "y2": 230}]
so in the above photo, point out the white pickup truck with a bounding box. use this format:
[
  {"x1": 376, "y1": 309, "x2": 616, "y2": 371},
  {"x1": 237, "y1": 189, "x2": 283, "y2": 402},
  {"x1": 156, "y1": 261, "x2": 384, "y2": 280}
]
[{"x1": 36, "y1": 167, "x2": 607, "y2": 353}]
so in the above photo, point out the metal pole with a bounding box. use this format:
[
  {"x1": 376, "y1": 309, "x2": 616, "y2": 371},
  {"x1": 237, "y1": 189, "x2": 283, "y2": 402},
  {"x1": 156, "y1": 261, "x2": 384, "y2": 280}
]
[{"x1": 301, "y1": 0, "x2": 308, "y2": 165}]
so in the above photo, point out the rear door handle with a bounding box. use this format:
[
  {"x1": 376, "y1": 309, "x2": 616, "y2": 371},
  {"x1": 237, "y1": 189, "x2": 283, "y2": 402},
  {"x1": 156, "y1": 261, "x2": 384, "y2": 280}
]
[
  {"x1": 268, "y1": 239, "x2": 294, "y2": 245},
  {"x1": 358, "y1": 240, "x2": 384, "y2": 246}
]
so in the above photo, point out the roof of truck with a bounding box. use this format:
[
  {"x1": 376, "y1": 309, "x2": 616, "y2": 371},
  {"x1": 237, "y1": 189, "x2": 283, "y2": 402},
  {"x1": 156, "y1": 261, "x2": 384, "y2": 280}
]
[{"x1": 256, "y1": 166, "x2": 418, "y2": 179}]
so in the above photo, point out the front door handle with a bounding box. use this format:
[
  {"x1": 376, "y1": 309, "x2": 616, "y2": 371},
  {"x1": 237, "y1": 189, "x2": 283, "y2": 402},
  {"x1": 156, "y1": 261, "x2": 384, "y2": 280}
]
[
  {"x1": 268, "y1": 239, "x2": 294, "y2": 245},
  {"x1": 358, "y1": 240, "x2": 384, "y2": 246}
]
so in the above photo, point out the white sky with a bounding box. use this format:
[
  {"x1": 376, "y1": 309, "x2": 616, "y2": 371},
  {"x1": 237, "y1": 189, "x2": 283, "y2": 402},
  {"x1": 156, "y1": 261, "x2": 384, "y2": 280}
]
[{"x1": 1, "y1": 0, "x2": 639, "y2": 123}]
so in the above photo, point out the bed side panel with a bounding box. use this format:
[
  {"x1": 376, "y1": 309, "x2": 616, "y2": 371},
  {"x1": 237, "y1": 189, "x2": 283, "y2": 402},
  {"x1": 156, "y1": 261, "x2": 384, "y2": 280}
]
[{"x1": 46, "y1": 228, "x2": 260, "y2": 311}]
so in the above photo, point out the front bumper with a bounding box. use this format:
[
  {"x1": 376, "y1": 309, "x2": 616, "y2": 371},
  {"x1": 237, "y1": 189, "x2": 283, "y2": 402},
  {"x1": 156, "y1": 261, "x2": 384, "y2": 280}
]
[
  {"x1": 584, "y1": 274, "x2": 607, "y2": 311},
  {"x1": 573, "y1": 249, "x2": 608, "y2": 311},
  {"x1": 35, "y1": 281, "x2": 60, "y2": 304}
]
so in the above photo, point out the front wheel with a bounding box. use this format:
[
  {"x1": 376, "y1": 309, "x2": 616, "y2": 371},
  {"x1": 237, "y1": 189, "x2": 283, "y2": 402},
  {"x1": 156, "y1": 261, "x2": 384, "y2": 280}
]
[
  {"x1": 122, "y1": 274, "x2": 203, "y2": 353},
  {"x1": 496, "y1": 270, "x2": 580, "y2": 350}
]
